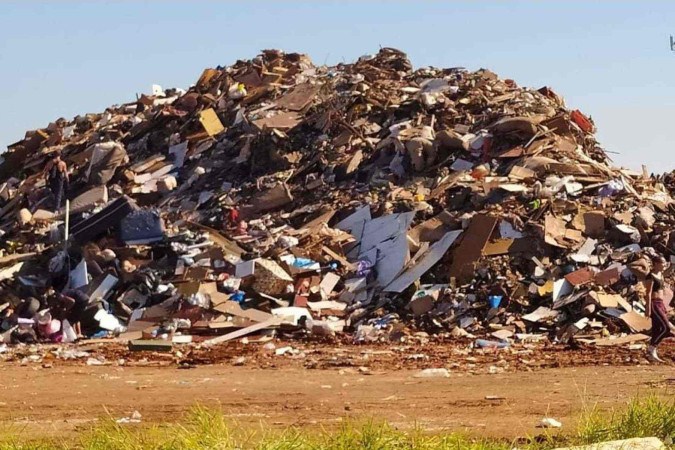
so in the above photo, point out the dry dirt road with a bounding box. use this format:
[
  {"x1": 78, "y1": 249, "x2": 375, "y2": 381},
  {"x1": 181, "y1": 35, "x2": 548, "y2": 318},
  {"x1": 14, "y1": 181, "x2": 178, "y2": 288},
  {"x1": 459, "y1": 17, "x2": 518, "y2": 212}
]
[{"x1": 1, "y1": 362, "x2": 673, "y2": 441}]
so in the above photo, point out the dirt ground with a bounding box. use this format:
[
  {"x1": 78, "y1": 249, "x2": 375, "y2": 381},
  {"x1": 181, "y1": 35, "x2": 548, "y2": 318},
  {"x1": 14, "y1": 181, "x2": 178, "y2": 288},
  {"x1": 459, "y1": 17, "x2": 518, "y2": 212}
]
[{"x1": 1, "y1": 340, "x2": 674, "y2": 441}]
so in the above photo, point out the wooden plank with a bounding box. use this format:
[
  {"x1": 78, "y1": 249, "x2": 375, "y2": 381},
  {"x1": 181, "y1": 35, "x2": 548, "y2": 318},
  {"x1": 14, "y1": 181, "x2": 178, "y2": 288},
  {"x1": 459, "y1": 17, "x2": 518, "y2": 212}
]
[
  {"x1": 128, "y1": 339, "x2": 173, "y2": 352},
  {"x1": 591, "y1": 334, "x2": 649, "y2": 347},
  {"x1": 0, "y1": 252, "x2": 36, "y2": 268},
  {"x1": 130, "y1": 154, "x2": 165, "y2": 173},
  {"x1": 212, "y1": 298, "x2": 273, "y2": 323},
  {"x1": 203, "y1": 317, "x2": 282, "y2": 345},
  {"x1": 274, "y1": 83, "x2": 321, "y2": 111},
  {"x1": 187, "y1": 221, "x2": 244, "y2": 264}
]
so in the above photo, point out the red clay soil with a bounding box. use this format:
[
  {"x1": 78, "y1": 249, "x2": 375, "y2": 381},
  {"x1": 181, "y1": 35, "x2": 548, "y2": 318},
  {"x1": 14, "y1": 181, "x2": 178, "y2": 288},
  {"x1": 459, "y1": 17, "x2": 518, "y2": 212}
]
[{"x1": 0, "y1": 340, "x2": 674, "y2": 441}]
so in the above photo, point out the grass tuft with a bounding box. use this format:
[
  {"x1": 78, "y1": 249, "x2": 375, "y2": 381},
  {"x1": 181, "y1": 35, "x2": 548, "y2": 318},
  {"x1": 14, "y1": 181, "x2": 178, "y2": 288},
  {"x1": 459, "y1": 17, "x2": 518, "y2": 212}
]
[
  {"x1": 0, "y1": 395, "x2": 673, "y2": 449},
  {"x1": 576, "y1": 394, "x2": 675, "y2": 445}
]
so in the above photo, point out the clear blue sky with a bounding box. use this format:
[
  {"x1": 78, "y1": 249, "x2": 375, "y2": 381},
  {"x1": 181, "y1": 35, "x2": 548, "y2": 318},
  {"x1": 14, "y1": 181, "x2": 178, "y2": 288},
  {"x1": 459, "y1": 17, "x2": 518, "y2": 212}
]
[{"x1": 1, "y1": 1, "x2": 673, "y2": 170}]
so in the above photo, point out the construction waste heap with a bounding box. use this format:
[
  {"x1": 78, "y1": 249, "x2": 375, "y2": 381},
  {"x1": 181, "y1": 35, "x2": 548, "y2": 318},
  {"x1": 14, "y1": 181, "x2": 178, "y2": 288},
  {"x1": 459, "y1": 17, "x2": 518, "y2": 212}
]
[{"x1": 0, "y1": 48, "x2": 672, "y2": 355}]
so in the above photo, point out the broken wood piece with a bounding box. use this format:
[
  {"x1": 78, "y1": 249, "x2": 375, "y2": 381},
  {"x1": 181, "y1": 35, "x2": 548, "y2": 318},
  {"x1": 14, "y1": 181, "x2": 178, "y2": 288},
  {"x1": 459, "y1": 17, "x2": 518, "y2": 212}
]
[
  {"x1": 202, "y1": 317, "x2": 282, "y2": 345},
  {"x1": 448, "y1": 215, "x2": 498, "y2": 283},
  {"x1": 128, "y1": 340, "x2": 173, "y2": 352},
  {"x1": 274, "y1": 83, "x2": 321, "y2": 111},
  {"x1": 198, "y1": 108, "x2": 225, "y2": 136},
  {"x1": 252, "y1": 111, "x2": 301, "y2": 131},
  {"x1": 250, "y1": 183, "x2": 293, "y2": 213},
  {"x1": 212, "y1": 299, "x2": 273, "y2": 323}
]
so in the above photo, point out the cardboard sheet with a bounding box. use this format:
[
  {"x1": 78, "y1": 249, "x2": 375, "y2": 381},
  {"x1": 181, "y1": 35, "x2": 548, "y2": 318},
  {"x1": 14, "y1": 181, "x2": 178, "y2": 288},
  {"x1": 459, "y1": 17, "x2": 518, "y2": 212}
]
[{"x1": 448, "y1": 214, "x2": 498, "y2": 283}]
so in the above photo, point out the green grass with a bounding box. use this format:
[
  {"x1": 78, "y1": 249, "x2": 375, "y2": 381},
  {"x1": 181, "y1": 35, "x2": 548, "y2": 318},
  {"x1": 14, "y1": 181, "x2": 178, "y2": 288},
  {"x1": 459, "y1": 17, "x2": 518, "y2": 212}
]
[
  {"x1": 0, "y1": 396, "x2": 673, "y2": 449},
  {"x1": 576, "y1": 394, "x2": 675, "y2": 445}
]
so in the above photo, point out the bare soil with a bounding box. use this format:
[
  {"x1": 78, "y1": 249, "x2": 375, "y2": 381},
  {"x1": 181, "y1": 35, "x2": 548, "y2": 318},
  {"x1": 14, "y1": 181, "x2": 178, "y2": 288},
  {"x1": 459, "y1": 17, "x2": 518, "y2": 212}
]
[{"x1": 1, "y1": 340, "x2": 674, "y2": 441}]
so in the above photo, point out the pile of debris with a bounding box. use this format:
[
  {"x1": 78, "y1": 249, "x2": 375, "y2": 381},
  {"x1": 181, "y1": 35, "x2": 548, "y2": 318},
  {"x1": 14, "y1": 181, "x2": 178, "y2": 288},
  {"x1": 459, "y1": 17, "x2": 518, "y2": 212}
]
[{"x1": 0, "y1": 48, "x2": 672, "y2": 351}]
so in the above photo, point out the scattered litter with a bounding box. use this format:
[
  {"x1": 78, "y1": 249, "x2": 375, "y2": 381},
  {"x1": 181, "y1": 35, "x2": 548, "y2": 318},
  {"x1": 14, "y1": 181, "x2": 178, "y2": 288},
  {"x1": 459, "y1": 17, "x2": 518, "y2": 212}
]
[
  {"x1": 116, "y1": 411, "x2": 142, "y2": 424},
  {"x1": 414, "y1": 368, "x2": 450, "y2": 378},
  {"x1": 540, "y1": 417, "x2": 563, "y2": 429}
]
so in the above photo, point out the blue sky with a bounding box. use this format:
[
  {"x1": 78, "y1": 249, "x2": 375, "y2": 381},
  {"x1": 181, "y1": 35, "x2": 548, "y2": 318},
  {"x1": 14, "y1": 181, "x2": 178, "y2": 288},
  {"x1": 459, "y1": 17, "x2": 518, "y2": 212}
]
[{"x1": 1, "y1": 1, "x2": 673, "y2": 170}]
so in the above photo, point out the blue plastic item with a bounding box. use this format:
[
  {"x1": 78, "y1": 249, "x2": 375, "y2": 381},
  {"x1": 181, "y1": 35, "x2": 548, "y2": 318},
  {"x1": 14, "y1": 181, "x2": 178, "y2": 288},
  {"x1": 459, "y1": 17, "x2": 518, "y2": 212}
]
[
  {"x1": 230, "y1": 291, "x2": 245, "y2": 303},
  {"x1": 488, "y1": 295, "x2": 503, "y2": 308},
  {"x1": 90, "y1": 330, "x2": 109, "y2": 339},
  {"x1": 292, "y1": 257, "x2": 317, "y2": 268}
]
